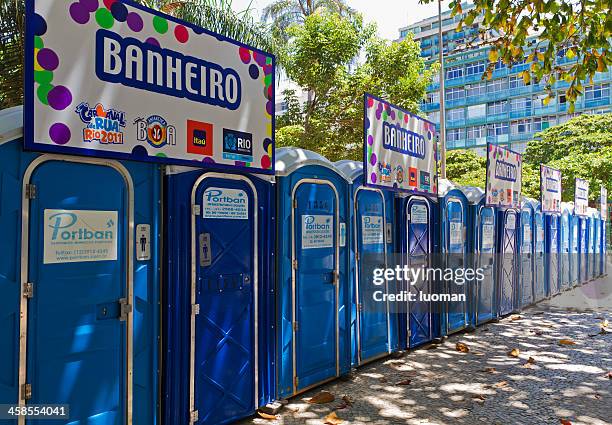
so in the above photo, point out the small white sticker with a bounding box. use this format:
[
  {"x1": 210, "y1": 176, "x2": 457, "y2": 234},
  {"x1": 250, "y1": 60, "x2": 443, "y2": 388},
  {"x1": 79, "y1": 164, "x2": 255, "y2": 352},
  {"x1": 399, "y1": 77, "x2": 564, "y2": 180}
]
[
  {"x1": 450, "y1": 222, "x2": 463, "y2": 245},
  {"x1": 43, "y1": 209, "x2": 118, "y2": 264},
  {"x1": 482, "y1": 224, "x2": 494, "y2": 249},
  {"x1": 505, "y1": 213, "x2": 516, "y2": 230},
  {"x1": 203, "y1": 187, "x2": 248, "y2": 220},
  {"x1": 361, "y1": 215, "x2": 384, "y2": 245},
  {"x1": 302, "y1": 215, "x2": 333, "y2": 249},
  {"x1": 411, "y1": 204, "x2": 428, "y2": 224},
  {"x1": 136, "y1": 224, "x2": 151, "y2": 261},
  {"x1": 340, "y1": 222, "x2": 346, "y2": 247}
]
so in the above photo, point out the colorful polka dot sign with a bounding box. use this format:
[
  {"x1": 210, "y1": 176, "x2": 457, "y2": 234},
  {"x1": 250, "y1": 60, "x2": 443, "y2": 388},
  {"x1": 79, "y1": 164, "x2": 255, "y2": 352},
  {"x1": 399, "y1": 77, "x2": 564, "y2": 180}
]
[
  {"x1": 485, "y1": 143, "x2": 523, "y2": 208},
  {"x1": 27, "y1": 0, "x2": 275, "y2": 173},
  {"x1": 364, "y1": 93, "x2": 438, "y2": 195}
]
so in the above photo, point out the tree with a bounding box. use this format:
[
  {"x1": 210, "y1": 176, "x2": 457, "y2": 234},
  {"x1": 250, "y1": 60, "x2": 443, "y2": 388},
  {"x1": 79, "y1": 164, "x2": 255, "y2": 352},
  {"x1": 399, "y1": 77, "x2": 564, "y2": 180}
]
[
  {"x1": 419, "y1": 0, "x2": 611, "y2": 109},
  {"x1": 277, "y1": 12, "x2": 437, "y2": 161},
  {"x1": 445, "y1": 149, "x2": 487, "y2": 188},
  {"x1": 0, "y1": 0, "x2": 25, "y2": 109}
]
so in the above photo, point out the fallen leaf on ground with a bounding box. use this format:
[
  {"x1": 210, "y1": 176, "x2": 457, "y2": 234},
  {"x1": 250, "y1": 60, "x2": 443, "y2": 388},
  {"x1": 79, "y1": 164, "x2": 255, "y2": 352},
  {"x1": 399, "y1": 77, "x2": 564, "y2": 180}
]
[
  {"x1": 532, "y1": 330, "x2": 544, "y2": 336},
  {"x1": 560, "y1": 419, "x2": 572, "y2": 425},
  {"x1": 257, "y1": 411, "x2": 278, "y2": 420},
  {"x1": 600, "y1": 319, "x2": 609, "y2": 328},
  {"x1": 593, "y1": 393, "x2": 601, "y2": 400},
  {"x1": 483, "y1": 367, "x2": 497, "y2": 373},
  {"x1": 494, "y1": 381, "x2": 508, "y2": 388},
  {"x1": 472, "y1": 394, "x2": 486, "y2": 401},
  {"x1": 508, "y1": 348, "x2": 520, "y2": 357},
  {"x1": 511, "y1": 315, "x2": 522, "y2": 321},
  {"x1": 396, "y1": 379, "x2": 412, "y2": 386},
  {"x1": 308, "y1": 391, "x2": 335, "y2": 404},
  {"x1": 324, "y1": 411, "x2": 343, "y2": 425},
  {"x1": 379, "y1": 377, "x2": 388, "y2": 383},
  {"x1": 456, "y1": 342, "x2": 470, "y2": 353},
  {"x1": 607, "y1": 371, "x2": 612, "y2": 379},
  {"x1": 559, "y1": 339, "x2": 576, "y2": 346},
  {"x1": 527, "y1": 357, "x2": 536, "y2": 364},
  {"x1": 341, "y1": 395, "x2": 354, "y2": 407}
]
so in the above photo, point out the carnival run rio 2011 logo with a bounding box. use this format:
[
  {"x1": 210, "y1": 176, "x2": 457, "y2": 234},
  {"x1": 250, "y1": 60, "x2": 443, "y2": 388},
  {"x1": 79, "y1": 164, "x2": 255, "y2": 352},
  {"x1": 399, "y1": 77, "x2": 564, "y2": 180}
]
[{"x1": 75, "y1": 102, "x2": 126, "y2": 145}]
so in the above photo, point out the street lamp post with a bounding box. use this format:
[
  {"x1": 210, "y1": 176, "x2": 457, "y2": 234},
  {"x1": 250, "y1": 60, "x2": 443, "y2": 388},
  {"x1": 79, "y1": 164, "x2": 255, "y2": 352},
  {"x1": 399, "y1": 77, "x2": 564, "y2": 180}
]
[{"x1": 438, "y1": 0, "x2": 446, "y2": 179}]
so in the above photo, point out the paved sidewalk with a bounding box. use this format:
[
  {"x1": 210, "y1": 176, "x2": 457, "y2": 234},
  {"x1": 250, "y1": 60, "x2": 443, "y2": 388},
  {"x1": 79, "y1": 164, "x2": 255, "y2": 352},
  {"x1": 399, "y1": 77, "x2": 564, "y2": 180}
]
[{"x1": 245, "y1": 275, "x2": 612, "y2": 425}]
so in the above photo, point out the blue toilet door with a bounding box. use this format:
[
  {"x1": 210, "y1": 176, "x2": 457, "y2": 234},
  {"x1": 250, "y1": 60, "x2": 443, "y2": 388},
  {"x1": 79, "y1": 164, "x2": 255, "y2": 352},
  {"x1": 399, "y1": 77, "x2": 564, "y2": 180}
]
[
  {"x1": 406, "y1": 198, "x2": 431, "y2": 347},
  {"x1": 549, "y1": 216, "x2": 560, "y2": 296},
  {"x1": 446, "y1": 199, "x2": 467, "y2": 333},
  {"x1": 499, "y1": 210, "x2": 517, "y2": 316},
  {"x1": 26, "y1": 160, "x2": 128, "y2": 424},
  {"x1": 520, "y1": 209, "x2": 533, "y2": 307},
  {"x1": 579, "y1": 219, "x2": 587, "y2": 282},
  {"x1": 570, "y1": 218, "x2": 579, "y2": 286},
  {"x1": 560, "y1": 214, "x2": 570, "y2": 291},
  {"x1": 355, "y1": 189, "x2": 389, "y2": 363},
  {"x1": 293, "y1": 181, "x2": 338, "y2": 391},
  {"x1": 476, "y1": 207, "x2": 496, "y2": 324},
  {"x1": 192, "y1": 175, "x2": 257, "y2": 424},
  {"x1": 534, "y1": 213, "x2": 546, "y2": 301}
]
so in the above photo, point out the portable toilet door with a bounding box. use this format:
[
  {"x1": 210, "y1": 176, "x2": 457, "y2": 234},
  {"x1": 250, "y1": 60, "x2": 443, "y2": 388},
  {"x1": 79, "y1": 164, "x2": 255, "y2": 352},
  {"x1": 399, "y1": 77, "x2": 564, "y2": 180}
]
[
  {"x1": 399, "y1": 193, "x2": 437, "y2": 348},
  {"x1": 545, "y1": 214, "x2": 561, "y2": 297},
  {"x1": 0, "y1": 106, "x2": 160, "y2": 425},
  {"x1": 594, "y1": 212, "x2": 601, "y2": 278},
  {"x1": 519, "y1": 200, "x2": 536, "y2": 307},
  {"x1": 559, "y1": 205, "x2": 571, "y2": 291},
  {"x1": 463, "y1": 187, "x2": 497, "y2": 325},
  {"x1": 590, "y1": 209, "x2": 600, "y2": 279},
  {"x1": 275, "y1": 148, "x2": 351, "y2": 398},
  {"x1": 334, "y1": 160, "x2": 398, "y2": 365},
  {"x1": 497, "y1": 208, "x2": 519, "y2": 316},
  {"x1": 533, "y1": 206, "x2": 546, "y2": 301},
  {"x1": 163, "y1": 167, "x2": 276, "y2": 425},
  {"x1": 439, "y1": 180, "x2": 469, "y2": 334},
  {"x1": 578, "y1": 214, "x2": 588, "y2": 283},
  {"x1": 568, "y1": 204, "x2": 579, "y2": 287}
]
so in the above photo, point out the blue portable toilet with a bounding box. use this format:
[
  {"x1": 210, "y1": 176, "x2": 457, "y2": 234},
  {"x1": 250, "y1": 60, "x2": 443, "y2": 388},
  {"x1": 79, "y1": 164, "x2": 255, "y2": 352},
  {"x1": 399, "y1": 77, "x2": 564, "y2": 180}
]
[
  {"x1": 566, "y1": 203, "x2": 580, "y2": 287},
  {"x1": 163, "y1": 166, "x2": 276, "y2": 425},
  {"x1": 589, "y1": 208, "x2": 601, "y2": 279},
  {"x1": 462, "y1": 187, "x2": 497, "y2": 325},
  {"x1": 577, "y1": 211, "x2": 589, "y2": 284},
  {"x1": 497, "y1": 206, "x2": 520, "y2": 315},
  {"x1": 438, "y1": 180, "x2": 469, "y2": 334},
  {"x1": 275, "y1": 148, "x2": 351, "y2": 398},
  {"x1": 602, "y1": 218, "x2": 609, "y2": 276},
  {"x1": 559, "y1": 204, "x2": 572, "y2": 291},
  {"x1": 519, "y1": 198, "x2": 537, "y2": 308},
  {"x1": 545, "y1": 212, "x2": 561, "y2": 297},
  {"x1": 0, "y1": 106, "x2": 160, "y2": 424},
  {"x1": 533, "y1": 205, "x2": 547, "y2": 301},
  {"x1": 396, "y1": 191, "x2": 440, "y2": 348},
  {"x1": 334, "y1": 160, "x2": 399, "y2": 366}
]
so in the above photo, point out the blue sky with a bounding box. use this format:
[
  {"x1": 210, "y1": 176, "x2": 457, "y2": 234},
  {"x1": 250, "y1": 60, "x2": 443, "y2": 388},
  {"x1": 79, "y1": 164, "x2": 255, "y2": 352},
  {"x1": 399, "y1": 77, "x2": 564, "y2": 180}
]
[{"x1": 230, "y1": 0, "x2": 450, "y2": 40}]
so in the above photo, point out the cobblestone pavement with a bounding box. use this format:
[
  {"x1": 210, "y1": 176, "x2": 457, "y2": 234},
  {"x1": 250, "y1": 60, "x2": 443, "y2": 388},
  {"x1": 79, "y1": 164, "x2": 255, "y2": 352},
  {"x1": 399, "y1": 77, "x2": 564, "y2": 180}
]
[{"x1": 244, "y1": 276, "x2": 612, "y2": 425}]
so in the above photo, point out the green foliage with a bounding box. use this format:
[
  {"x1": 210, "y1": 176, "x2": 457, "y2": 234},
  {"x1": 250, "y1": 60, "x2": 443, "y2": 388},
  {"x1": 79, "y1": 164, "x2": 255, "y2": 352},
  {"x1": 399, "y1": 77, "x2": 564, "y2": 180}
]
[
  {"x1": 0, "y1": 0, "x2": 25, "y2": 109},
  {"x1": 275, "y1": 124, "x2": 305, "y2": 148},
  {"x1": 445, "y1": 149, "x2": 487, "y2": 188},
  {"x1": 276, "y1": 89, "x2": 303, "y2": 128},
  {"x1": 276, "y1": 12, "x2": 436, "y2": 161},
  {"x1": 419, "y1": 0, "x2": 611, "y2": 108}
]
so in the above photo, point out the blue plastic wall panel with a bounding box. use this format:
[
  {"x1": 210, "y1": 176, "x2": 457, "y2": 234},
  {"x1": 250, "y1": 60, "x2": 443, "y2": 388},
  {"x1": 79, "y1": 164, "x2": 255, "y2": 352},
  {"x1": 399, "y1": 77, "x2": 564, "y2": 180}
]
[
  {"x1": 533, "y1": 211, "x2": 546, "y2": 301},
  {"x1": 545, "y1": 215, "x2": 561, "y2": 297},
  {"x1": 276, "y1": 166, "x2": 350, "y2": 399},
  {"x1": 570, "y1": 215, "x2": 579, "y2": 286},
  {"x1": 560, "y1": 211, "x2": 571, "y2": 291},
  {"x1": 441, "y1": 191, "x2": 469, "y2": 334},
  {"x1": 578, "y1": 217, "x2": 588, "y2": 283},
  {"x1": 163, "y1": 170, "x2": 275, "y2": 425},
  {"x1": 469, "y1": 204, "x2": 497, "y2": 325},
  {"x1": 519, "y1": 207, "x2": 534, "y2": 308},
  {"x1": 497, "y1": 209, "x2": 518, "y2": 316},
  {"x1": 0, "y1": 139, "x2": 160, "y2": 425}
]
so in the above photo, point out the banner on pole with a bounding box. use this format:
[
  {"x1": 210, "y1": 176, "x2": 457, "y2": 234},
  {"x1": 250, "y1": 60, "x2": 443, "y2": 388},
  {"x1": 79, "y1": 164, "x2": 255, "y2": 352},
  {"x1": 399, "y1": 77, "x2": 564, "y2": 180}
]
[
  {"x1": 601, "y1": 186, "x2": 608, "y2": 221},
  {"x1": 485, "y1": 143, "x2": 522, "y2": 208},
  {"x1": 574, "y1": 178, "x2": 590, "y2": 216},
  {"x1": 540, "y1": 165, "x2": 561, "y2": 214},
  {"x1": 363, "y1": 93, "x2": 437, "y2": 195}
]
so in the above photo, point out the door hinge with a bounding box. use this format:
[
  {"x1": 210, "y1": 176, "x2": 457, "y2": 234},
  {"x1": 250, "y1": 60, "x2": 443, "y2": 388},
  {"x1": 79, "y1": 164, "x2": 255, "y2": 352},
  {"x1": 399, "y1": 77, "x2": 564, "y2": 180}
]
[
  {"x1": 292, "y1": 199, "x2": 297, "y2": 209},
  {"x1": 192, "y1": 204, "x2": 201, "y2": 216},
  {"x1": 333, "y1": 271, "x2": 339, "y2": 285},
  {"x1": 358, "y1": 303, "x2": 363, "y2": 312},
  {"x1": 294, "y1": 376, "x2": 299, "y2": 387},
  {"x1": 25, "y1": 184, "x2": 36, "y2": 199},
  {"x1": 21, "y1": 383, "x2": 32, "y2": 400},
  {"x1": 190, "y1": 410, "x2": 199, "y2": 423},
  {"x1": 293, "y1": 321, "x2": 299, "y2": 331},
  {"x1": 119, "y1": 298, "x2": 132, "y2": 321},
  {"x1": 23, "y1": 282, "x2": 34, "y2": 299},
  {"x1": 355, "y1": 252, "x2": 360, "y2": 261},
  {"x1": 407, "y1": 329, "x2": 412, "y2": 337},
  {"x1": 292, "y1": 259, "x2": 298, "y2": 269},
  {"x1": 192, "y1": 304, "x2": 200, "y2": 315}
]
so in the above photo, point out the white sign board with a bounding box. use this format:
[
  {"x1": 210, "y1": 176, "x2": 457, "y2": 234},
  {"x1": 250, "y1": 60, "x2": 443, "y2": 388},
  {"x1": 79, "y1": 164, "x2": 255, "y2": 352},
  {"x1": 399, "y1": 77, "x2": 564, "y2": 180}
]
[
  {"x1": 26, "y1": 0, "x2": 274, "y2": 174},
  {"x1": 450, "y1": 222, "x2": 463, "y2": 245},
  {"x1": 482, "y1": 224, "x2": 494, "y2": 249},
  {"x1": 44, "y1": 209, "x2": 118, "y2": 264},
  {"x1": 203, "y1": 188, "x2": 248, "y2": 220},
  {"x1": 574, "y1": 178, "x2": 589, "y2": 216},
  {"x1": 485, "y1": 144, "x2": 522, "y2": 208},
  {"x1": 410, "y1": 204, "x2": 428, "y2": 224},
  {"x1": 601, "y1": 186, "x2": 608, "y2": 221},
  {"x1": 364, "y1": 93, "x2": 437, "y2": 194},
  {"x1": 540, "y1": 165, "x2": 561, "y2": 214},
  {"x1": 361, "y1": 215, "x2": 384, "y2": 245},
  {"x1": 136, "y1": 223, "x2": 150, "y2": 261},
  {"x1": 522, "y1": 224, "x2": 532, "y2": 252},
  {"x1": 302, "y1": 215, "x2": 333, "y2": 249}
]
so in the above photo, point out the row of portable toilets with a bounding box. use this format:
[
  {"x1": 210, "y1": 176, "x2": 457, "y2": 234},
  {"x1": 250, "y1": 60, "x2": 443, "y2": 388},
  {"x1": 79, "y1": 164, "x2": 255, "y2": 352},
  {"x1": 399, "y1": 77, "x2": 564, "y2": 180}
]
[{"x1": 0, "y1": 105, "x2": 608, "y2": 425}]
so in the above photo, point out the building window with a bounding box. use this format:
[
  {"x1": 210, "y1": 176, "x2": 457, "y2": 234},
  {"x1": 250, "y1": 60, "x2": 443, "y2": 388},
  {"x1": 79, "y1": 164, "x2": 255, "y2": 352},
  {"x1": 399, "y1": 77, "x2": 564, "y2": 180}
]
[
  {"x1": 533, "y1": 116, "x2": 555, "y2": 132},
  {"x1": 447, "y1": 108, "x2": 465, "y2": 121},
  {"x1": 446, "y1": 87, "x2": 465, "y2": 101},
  {"x1": 447, "y1": 128, "x2": 464, "y2": 142},
  {"x1": 466, "y1": 82, "x2": 486, "y2": 99},
  {"x1": 427, "y1": 111, "x2": 440, "y2": 122},
  {"x1": 494, "y1": 60, "x2": 506, "y2": 70},
  {"x1": 487, "y1": 100, "x2": 507, "y2": 115},
  {"x1": 511, "y1": 119, "x2": 532, "y2": 135},
  {"x1": 426, "y1": 92, "x2": 440, "y2": 104},
  {"x1": 510, "y1": 97, "x2": 531, "y2": 112},
  {"x1": 509, "y1": 75, "x2": 529, "y2": 89},
  {"x1": 467, "y1": 125, "x2": 486, "y2": 139},
  {"x1": 446, "y1": 65, "x2": 463, "y2": 80},
  {"x1": 585, "y1": 84, "x2": 610, "y2": 101},
  {"x1": 487, "y1": 78, "x2": 509, "y2": 93},
  {"x1": 533, "y1": 94, "x2": 554, "y2": 109},
  {"x1": 487, "y1": 122, "x2": 509, "y2": 136},
  {"x1": 467, "y1": 104, "x2": 486, "y2": 118},
  {"x1": 465, "y1": 61, "x2": 486, "y2": 76}
]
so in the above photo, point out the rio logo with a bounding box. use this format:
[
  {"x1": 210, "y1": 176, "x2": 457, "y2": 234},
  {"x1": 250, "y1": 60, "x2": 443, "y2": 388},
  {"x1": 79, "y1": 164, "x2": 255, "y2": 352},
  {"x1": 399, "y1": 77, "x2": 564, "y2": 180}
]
[{"x1": 76, "y1": 102, "x2": 126, "y2": 145}]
